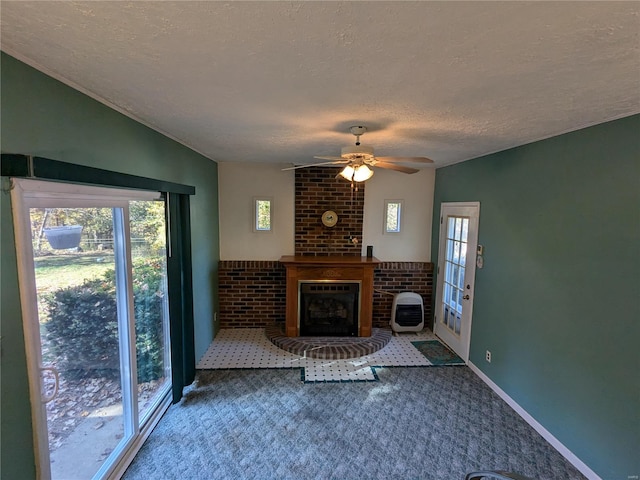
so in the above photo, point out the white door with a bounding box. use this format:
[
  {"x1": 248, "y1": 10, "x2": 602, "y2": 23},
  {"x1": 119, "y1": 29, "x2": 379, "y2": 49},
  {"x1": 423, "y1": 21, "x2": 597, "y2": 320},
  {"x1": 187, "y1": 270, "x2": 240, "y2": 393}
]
[
  {"x1": 11, "y1": 179, "x2": 172, "y2": 480},
  {"x1": 434, "y1": 202, "x2": 480, "y2": 362}
]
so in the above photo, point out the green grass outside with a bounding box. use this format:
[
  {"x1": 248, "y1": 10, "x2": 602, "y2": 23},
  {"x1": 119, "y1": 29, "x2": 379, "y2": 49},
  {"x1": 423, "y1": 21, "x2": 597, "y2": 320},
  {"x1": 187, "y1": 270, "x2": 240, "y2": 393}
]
[{"x1": 35, "y1": 252, "x2": 115, "y2": 295}]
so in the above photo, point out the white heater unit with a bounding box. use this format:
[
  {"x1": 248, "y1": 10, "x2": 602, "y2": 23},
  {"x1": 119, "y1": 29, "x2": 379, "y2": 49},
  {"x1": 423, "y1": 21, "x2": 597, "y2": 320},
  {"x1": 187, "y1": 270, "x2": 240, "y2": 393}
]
[{"x1": 390, "y1": 292, "x2": 424, "y2": 333}]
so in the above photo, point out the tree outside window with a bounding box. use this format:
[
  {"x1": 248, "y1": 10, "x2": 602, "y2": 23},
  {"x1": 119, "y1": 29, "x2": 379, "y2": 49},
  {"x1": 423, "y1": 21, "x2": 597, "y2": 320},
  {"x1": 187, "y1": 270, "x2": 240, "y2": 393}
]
[
  {"x1": 254, "y1": 198, "x2": 272, "y2": 232},
  {"x1": 384, "y1": 200, "x2": 403, "y2": 234}
]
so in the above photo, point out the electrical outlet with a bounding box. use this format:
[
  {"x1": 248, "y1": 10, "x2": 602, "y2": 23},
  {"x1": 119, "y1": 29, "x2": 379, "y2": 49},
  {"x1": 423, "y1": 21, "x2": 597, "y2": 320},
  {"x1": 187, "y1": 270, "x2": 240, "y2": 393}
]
[{"x1": 485, "y1": 350, "x2": 492, "y2": 363}]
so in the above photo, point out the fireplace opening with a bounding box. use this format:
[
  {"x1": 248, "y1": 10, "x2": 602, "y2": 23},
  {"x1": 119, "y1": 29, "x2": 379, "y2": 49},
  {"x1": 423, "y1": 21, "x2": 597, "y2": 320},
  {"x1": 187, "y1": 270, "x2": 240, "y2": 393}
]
[{"x1": 299, "y1": 281, "x2": 360, "y2": 336}]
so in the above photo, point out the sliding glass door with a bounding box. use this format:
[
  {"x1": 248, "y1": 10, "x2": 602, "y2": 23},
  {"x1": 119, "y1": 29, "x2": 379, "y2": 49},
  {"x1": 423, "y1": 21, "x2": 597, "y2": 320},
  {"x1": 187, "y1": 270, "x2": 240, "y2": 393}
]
[{"x1": 11, "y1": 179, "x2": 171, "y2": 480}]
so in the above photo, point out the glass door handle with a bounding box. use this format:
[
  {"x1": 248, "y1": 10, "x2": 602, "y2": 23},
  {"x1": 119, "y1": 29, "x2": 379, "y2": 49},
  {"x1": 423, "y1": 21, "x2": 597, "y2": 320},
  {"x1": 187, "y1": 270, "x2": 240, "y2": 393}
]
[{"x1": 41, "y1": 366, "x2": 60, "y2": 403}]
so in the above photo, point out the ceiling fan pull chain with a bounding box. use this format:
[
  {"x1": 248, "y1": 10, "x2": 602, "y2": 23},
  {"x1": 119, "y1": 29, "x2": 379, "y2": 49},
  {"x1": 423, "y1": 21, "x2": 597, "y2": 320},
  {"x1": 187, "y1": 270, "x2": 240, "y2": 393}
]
[{"x1": 350, "y1": 180, "x2": 355, "y2": 209}]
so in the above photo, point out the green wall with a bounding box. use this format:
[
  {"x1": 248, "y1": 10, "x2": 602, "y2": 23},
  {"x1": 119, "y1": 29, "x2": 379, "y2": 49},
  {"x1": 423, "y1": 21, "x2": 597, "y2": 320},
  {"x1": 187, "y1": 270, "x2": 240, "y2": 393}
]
[
  {"x1": 0, "y1": 52, "x2": 220, "y2": 478},
  {"x1": 431, "y1": 114, "x2": 640, "y2": 479}
]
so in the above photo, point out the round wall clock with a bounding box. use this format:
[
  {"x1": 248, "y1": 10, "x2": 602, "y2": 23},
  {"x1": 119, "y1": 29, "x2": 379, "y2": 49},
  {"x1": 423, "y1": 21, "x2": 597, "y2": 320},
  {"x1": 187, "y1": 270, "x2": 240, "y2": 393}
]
[{"x1": 321, "y1": 210, "x2": 338, "y2": 227}]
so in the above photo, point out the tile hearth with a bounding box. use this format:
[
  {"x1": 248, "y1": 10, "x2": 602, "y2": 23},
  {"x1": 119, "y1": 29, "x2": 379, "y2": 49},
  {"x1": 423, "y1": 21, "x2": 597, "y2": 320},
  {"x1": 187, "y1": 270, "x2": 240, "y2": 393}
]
[{"x1": 197, "y1": 327, "x2": 439, "y2": 383}]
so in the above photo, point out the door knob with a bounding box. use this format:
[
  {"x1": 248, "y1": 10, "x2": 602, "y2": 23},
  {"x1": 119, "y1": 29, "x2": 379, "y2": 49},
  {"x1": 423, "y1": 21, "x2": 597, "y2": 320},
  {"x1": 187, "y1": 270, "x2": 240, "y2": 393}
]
[{"x1": 463, "y1": 295, "x2": 470, "y2": 300}]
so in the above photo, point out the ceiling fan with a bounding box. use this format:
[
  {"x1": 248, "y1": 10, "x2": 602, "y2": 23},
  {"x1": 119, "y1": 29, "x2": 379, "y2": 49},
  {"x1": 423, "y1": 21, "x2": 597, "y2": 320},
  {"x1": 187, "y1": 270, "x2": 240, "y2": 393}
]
[{"x1": 283, "y1": 126, "x2": 434, "y2": 182}]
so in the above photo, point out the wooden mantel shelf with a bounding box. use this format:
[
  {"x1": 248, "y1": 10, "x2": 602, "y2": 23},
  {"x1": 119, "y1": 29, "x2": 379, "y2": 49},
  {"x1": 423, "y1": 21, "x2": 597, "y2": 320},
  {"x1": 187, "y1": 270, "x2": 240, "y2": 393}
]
[
  {"x1": 280, "y1": 255, "x2": 381, "y2": 337},
  {"x1": 279, "y1": 255, "x2": 381, "y2": 267}
]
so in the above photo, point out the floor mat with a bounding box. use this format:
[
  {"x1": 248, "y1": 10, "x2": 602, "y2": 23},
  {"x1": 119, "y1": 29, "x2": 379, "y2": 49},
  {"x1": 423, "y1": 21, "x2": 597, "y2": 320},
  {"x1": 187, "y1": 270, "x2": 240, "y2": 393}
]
[{"x1": 411, "y1": 339, "x2": 465, "y2": 365}]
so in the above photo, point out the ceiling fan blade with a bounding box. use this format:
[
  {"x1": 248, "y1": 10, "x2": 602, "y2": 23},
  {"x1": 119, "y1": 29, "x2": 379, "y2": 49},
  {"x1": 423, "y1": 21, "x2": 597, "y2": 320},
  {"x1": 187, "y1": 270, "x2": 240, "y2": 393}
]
[
  {"x1": 373, "y1": 162, "x2": 420, "y2": 174},
  {"x1": 313, "y1": 156, "x2": 348, "y2": 162},
  {"x1": 281, "y1": 160, "x2": 347, "y2": 171},
  {"x1": 375, "y1": 156, "x2": 434, "y2": 164}
]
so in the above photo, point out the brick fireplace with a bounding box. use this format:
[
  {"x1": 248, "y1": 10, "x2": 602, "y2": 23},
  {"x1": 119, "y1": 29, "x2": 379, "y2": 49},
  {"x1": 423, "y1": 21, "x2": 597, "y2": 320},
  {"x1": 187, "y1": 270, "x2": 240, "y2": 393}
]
[
  {"x1": 217, "y1": 166, "x2": 433, "y2": 332},
  {"x1": 280, "y1": 255, "x2": 380, "y2": 337}
]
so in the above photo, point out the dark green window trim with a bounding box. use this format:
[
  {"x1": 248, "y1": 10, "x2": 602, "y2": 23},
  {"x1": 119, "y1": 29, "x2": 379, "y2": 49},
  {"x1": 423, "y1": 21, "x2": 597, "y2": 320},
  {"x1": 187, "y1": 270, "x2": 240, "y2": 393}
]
[
  {"x1": 2, "y1": 153, "x2": 196, "y2": 403},
  {"x1": 1, "y1": 154, "x2": 195, "y2": 195},
  {"x1": 167, "y1": 192, "x2": 196, "y2": 402}
]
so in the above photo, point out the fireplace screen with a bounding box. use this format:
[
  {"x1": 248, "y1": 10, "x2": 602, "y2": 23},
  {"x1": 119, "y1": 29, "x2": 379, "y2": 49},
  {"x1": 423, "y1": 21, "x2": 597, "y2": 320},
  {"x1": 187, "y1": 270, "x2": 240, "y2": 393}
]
[{"x1": 299, "y1": 281, "x2": 360, "y2": 336}]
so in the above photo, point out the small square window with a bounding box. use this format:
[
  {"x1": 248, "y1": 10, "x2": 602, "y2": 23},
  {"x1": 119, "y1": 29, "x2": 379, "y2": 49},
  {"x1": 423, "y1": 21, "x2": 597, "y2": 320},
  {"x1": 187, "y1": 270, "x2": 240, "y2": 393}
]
[
  {"x1": 384, "y1": 200, "x2": 403, "y2": 234},
  {"x1": 254, "y1": 197, "x2": 272, "y2": 232}
]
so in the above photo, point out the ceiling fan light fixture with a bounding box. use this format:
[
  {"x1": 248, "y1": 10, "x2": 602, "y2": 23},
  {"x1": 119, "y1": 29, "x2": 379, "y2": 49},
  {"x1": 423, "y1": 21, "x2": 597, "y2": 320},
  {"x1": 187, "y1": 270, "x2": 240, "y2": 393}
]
[
  {"x1": 353, "y1": 164, "x2": 374, "y2": 181},
  {"x1": 339, "y1": 164, "x2": 374, "y2": 182},
  {"x1": 339, "y1": 165, "x2": 355, "y2": 180},
  {"x1": 304, "y1": 125, "x2": 433, "y2": 177}
]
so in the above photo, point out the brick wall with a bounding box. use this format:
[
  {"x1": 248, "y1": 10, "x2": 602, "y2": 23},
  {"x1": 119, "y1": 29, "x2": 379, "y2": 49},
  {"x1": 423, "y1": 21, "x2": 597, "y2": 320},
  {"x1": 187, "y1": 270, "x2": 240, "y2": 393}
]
[
  {"x1": 218, "y1": 260, "x2": 434, "y2": 330},
  {"x1": 295, "y1": 167, "x2": 364, "y2": 256},
  {"x1": 218, "y1": 261, "x2": 286, "y2": 328},
  {"x1": 372, "y1": 262, "x2": 434, "y2": 330}
]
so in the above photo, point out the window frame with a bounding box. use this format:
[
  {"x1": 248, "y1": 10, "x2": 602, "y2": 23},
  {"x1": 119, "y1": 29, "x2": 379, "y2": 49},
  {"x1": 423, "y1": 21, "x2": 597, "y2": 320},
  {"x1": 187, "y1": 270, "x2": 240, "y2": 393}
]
[
  {"x1": 253, "y1": 196, "x2": 273, "y2": 233},
  {"x1": 383, "y1": 199, "x2": 404, "y2": 234},
  {"x1": 10, "y1": 178, "x2": 173, "y2": 480}
]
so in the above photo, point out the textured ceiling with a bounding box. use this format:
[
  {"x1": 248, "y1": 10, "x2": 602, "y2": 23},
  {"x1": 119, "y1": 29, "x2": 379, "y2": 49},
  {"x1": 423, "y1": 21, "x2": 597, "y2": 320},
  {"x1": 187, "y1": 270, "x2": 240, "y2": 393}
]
[{"x1": 1, "y1": 1, "x2": 639, "y2": 168}]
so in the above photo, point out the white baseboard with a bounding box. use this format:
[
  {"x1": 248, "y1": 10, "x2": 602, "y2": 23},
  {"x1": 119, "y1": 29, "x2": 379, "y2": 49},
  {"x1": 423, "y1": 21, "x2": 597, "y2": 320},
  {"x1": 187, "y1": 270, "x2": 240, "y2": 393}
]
[{"x1": 467, "y1": 361, "x2": 601, "y2": 480}]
